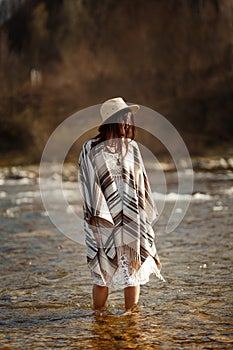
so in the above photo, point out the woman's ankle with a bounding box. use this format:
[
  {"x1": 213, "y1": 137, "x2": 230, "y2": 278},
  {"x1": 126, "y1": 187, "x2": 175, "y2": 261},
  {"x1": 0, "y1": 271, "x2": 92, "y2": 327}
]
[
  {"x1": 125, "y1": 303, "x2": 138, "y2": 312},
  {"x1": 124, "y1": 285, "x2": 140, "y2": 310},
  {"x1": 92, "y1": 284, "x2": 108, "y2": 309}
]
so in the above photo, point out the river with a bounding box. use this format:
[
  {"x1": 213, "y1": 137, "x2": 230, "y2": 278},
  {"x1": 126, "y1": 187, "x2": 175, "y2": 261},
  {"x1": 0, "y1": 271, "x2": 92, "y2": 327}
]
[{"x1": 0, "y1": 161, "x2": 232, "y2": 349}]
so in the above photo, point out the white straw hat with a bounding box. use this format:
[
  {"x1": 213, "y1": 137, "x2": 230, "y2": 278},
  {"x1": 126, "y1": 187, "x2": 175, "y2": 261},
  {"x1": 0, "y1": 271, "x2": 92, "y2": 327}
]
[{"x1": 100, "y1": 97, "x2": 140, "y2": 123}]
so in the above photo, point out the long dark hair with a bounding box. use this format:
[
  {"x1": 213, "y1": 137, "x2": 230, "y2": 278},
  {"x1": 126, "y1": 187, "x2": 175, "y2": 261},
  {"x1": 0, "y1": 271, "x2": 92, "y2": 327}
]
[{"x1": 91, "y1": 108, "x2": 136, "y2": 150}]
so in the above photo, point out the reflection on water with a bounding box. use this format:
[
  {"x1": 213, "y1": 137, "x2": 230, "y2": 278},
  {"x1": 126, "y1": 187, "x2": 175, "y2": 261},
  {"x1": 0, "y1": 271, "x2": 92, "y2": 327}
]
[{"x1": 0, "y1": 164, "x2": 232, "y2": 349}]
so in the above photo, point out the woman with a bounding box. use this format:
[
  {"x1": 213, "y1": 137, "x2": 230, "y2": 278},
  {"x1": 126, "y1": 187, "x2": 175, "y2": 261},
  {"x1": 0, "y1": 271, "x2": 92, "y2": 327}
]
[{"x1": 78, "y1": 97, "x2": 164, "y2": 313}]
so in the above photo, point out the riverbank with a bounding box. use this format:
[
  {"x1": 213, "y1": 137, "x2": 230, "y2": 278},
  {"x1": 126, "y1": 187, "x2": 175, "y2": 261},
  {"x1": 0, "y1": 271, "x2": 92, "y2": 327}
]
[{"x1": 0, "y1": 153, "x2": 233, "y2": 184}]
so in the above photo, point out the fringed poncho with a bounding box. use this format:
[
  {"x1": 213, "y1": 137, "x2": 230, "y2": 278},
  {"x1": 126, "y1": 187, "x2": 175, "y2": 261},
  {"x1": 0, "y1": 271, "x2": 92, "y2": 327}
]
[{"x1": 78, "y1": 138, "x2": 164, "y2": 288}]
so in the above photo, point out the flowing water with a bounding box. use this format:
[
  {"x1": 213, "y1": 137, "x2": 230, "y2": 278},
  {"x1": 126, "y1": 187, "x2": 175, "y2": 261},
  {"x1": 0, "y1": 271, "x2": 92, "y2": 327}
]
[{"x1": 0, "y1": 162, "x2": 232, "y2": 349}]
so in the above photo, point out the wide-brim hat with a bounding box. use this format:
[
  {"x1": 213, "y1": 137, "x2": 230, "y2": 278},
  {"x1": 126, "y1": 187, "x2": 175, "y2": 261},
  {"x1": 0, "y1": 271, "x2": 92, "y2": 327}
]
[{"x1": 100, "y1": 97, "x2": 140, "y2": 124}]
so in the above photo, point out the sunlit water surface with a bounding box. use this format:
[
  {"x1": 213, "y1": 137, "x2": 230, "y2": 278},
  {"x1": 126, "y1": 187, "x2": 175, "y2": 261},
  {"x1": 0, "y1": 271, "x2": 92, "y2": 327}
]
[{"x1": 0, "y1": 164, "x2": 232, "y2": 349}]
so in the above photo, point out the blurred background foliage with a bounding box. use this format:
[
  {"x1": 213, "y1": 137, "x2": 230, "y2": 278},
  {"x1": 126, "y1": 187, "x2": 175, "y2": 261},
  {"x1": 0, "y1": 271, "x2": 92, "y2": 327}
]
[{"x1": 0, "y1": 0, "x2": 232, "y2": 164}]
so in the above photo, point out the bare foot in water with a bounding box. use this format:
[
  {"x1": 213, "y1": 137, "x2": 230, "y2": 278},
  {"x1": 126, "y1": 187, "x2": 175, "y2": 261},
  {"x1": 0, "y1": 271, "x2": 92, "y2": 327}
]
[
  {"x1": 122, "y1": 303, "x2": 141, "y2": 316},
  {"x1": 93, "y1": 307, "x2": 108, "y2": 317}
]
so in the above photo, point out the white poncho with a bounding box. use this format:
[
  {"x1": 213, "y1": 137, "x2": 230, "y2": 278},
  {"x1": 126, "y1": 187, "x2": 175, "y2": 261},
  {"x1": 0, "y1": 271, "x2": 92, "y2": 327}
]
[{"x1": 78, "y1": 138, "x2": 164, "y2": 288}]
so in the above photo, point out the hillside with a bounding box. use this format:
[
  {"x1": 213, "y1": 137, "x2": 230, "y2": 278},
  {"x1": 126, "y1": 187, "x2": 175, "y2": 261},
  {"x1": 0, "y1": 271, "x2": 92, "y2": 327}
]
[{"x1": 0, "y1": 0, "x2": 232, "y2": 164}]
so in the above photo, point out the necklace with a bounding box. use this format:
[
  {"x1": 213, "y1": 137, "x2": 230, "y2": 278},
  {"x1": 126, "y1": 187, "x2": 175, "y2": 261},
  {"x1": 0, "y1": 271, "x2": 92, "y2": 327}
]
[
  {"x1": 117, "y1": 157, "x2": 121, "y2": 166},
  {"x1": 104, "y1": 142, "x2": 123, "y2": 167}
]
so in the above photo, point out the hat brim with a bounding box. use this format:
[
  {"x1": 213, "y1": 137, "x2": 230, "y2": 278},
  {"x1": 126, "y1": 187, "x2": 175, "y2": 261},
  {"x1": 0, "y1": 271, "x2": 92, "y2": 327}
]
[{"x1": 127, "y1": 104, "x2": 140, "y2": 114}]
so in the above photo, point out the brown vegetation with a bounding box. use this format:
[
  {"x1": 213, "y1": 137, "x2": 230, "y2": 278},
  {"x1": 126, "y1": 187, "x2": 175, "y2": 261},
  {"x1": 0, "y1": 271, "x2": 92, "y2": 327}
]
[{"x1": 0, "y1": 0, "x2": 232, "y2": 165}]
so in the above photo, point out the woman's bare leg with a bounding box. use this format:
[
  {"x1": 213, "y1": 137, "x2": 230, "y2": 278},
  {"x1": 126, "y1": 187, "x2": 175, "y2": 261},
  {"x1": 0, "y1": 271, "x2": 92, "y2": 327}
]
[
  {"x1": 92, "y1": 284, "x2": 108, "y2": 310},
  {"x1": 124, "y1": 285, "x2": 140, "y2": 311}
]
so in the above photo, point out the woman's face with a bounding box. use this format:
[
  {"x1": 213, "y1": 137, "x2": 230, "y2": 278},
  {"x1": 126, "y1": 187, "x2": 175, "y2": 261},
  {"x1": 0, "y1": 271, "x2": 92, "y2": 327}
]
[
  {"x1": 120, "y1": 111, "x2": 133, "y2": 137},
  {"x1": 123, "y1": 111, "x2": 132, "y2": 123}
]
